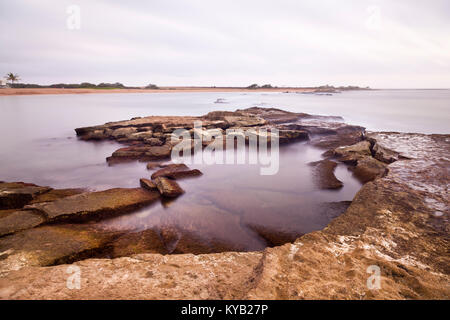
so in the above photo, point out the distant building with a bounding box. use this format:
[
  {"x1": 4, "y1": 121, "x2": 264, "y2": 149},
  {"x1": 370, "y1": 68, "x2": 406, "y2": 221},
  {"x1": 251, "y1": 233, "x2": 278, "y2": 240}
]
[{"x1": 0, "y1": 79, "x2": 8, "y2": 88}]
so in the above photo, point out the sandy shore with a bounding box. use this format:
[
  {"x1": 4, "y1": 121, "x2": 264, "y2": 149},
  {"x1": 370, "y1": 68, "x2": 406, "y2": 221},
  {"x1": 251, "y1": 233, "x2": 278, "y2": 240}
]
[{"x1": 0, "y1": 87, "x2": 315, "y2": 96}]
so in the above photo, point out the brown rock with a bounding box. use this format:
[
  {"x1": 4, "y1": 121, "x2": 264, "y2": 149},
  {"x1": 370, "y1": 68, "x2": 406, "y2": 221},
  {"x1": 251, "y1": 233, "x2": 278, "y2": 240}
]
[
  {"x1": 0, "y1": 182, "x2": 51, "y2": 209},
  {"x1": 309, "y1": 160, "x2": 343, "y2": 189},
  {"x1": 25, "y1": 188, "x2": 160, "y2": 222},
  {"x1": 29, "y1": 188, "x2": 84, "y2": 204},
  {"x1": 145, "y1": 144, "x2": 172, "y2": 159},
  {"x1": 139, "y1": 178, "x2": 157, "y2": 191},
  {"x1": 353, "y1": 157, "x2": 388, "y2": 183},
  {"x1": 144, "y1": 137, "x2": 164, "y2": 146},
  {"x1": 146, "y1": 162, "x2": 163, "y2": 170},
  {"x1": 0, "y1": 224, "x2": 118, "y2": 275},
  {"x1": 334, "y1": 140, "x2": 372, "y2": 163},
  {"x1": 151, "y1": 164, "x2": 202, "y2": 180},
  {"x1": 154, "y1": 177, "x2": 184, "y2": 198},
  {"x1": 111, "y1": 229, "x2": 167, "y2": 257},
  {"x1": 111, "y1": 127, "x2": 138, "y2": 139},
  {"x1": 0, "y1": 210, "x2": 45, "y2": 237}
]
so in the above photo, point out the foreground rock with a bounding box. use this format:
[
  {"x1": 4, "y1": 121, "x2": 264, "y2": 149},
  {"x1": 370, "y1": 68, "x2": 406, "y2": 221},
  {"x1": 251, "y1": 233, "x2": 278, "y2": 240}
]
[
  {"x1": 309, "y1": 160, "x2": 343, "y2": 189},
  {"x1": 0, "y1": 210, "x2": 45, "y2": 237},
  {"x1": 26, "y1": 188, "x2": 160, "y2": 222},
  {"x1": 154, "y1": 177, "x2": 184, "y2": 198},
  {"x1": 0, "y1": 225, "x2": 119, "y2": 276},
  {"x1": 0, "y1": 182, "x2": 51, "y2": 209}
]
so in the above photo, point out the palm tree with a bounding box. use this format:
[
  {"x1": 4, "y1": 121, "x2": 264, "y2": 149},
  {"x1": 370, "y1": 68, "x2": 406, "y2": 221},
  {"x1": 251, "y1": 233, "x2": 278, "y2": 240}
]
[{"x1": 5, "y1": 73, "x2": 20, "y2": 86}]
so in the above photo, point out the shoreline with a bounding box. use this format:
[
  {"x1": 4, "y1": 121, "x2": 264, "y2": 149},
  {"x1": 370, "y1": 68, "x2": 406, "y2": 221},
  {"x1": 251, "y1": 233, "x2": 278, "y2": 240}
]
[{"x1": 0, "y1": 87, "x2": 319, "y2": 96}]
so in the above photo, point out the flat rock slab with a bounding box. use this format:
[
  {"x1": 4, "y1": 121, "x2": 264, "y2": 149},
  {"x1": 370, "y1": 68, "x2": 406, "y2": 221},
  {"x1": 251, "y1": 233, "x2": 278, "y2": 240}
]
[
  {"x1": 0, "y1": 210, "x2": 45, "y2": 237},
  {"x1": 0, "y1": 225, "x2": 118, "y2": 275},
  {"x1": 309, "y1": 159, "x2": 343, "y2": 189},
  {"x1": 0, "y1": 182, "x2": 51, "y2": 210},
  {"x1": 25, "y1": 188, "x2": 160, "y2": 222},
  {"x1": 28, "y1": 188, "x2": 84, "y2": 204}
]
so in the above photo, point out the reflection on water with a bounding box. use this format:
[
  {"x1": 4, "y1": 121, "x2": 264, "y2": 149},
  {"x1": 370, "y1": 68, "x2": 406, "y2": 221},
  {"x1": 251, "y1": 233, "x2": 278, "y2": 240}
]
[{"x1": 97, "y1": 143, "x2": 362, "y2": 252}]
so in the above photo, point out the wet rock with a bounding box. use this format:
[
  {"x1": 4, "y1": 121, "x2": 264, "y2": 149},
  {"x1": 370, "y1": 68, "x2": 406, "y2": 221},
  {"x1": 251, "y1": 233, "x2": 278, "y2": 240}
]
[
  {"x1": 110, "y1": 145, "x2": 151, "y2": 159},
  {"x1": 246, "y1": 225, "x2": 298, "y2": 247},
  {"x1": 154, "y1": 177, "x2": 184, "y2": 198},
  {"x1": 128, "y1": 131, "x2": 153, "y2": 141},
  {"x1": 353, "y1": 157, "x2": 388, "y2": 183},
  {"x1": 139, "y1": 178, "x2": 157, "y2": 191},
  {"x1": 333, "y1": 140, "x2": 372, "y2": 163},
  {"x1": 0, "y1": 224, "x2": 118, "y2": 275},
  {"x1": 146, "y1": 162, "x2": 163, "y2": 170},
  {"x1": 0, "y1": 182, "x2": 51, "y2": 209},
  {"x1": 79, "y1": 129, "x2": 107, "y2": 141},
  {"x1": 29, "y1": 188, "x2": 84, "y2": 204},
  {"x1": 25, "y1": 188, "x2": 160, "y2": 222},
  {"x1": 310, "y1": 129, "x2": 364, "y2": 150},
  {"x1": 278, "y1": 129, "x2": 309, "y2": 144},
  {"x1": 145, "y1": 144, "x2": 172, "y2": 159},
  {"x1": 158, "y1": 203, "x2": 265, "y2": 254},
  {"x1": 316, "y1": 201, "x2": 352, "y2": 221},
  {"x1": 309, "y1": 160, "x2": 343, "y2": 189},
  {"x1": 151, "y1": 164, "x2": 202, "y2": 180},
  {"x1": 111, "y1": 229, "x2": 167, "y2": 257},
  {"x1": 0, "y1": 210, "x2": 45, "y2": 237},
  {"x1": 144, "y1": 137, "x2": 164, "y2": 146},
  {"x1": 111, "y1": 127, "x2": 138, "y2": 139}
]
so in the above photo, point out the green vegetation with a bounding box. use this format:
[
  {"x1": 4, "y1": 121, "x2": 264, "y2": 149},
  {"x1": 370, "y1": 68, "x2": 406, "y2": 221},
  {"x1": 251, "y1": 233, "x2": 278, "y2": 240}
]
[
  {"x1": 5, "y1": 72, "x2": 20, "y2": 85},
  {"x1": 246, "y1": 83, "x2": 275, "y2": 89}
]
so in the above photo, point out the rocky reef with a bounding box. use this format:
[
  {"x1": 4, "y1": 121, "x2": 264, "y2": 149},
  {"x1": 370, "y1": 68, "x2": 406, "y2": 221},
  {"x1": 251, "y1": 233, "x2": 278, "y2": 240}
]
[{"x1": 0, "y1": 107, "x2": 448, "y2": 299}]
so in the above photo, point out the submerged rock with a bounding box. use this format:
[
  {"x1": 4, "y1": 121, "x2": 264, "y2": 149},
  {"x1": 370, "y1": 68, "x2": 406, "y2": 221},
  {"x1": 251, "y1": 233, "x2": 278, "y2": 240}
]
[
  {"x1": 25, "y1": 188, "x2": 160, "y2": 222},
  {"x1": 309, "y1": 160, "x2": 343, "y2": 189},
  {"x1": 111, "y1": 229, "x2": 167, "y2": 257},
  {"x1": 154, "y1": 177, "x2": 184, "y2": 198}
]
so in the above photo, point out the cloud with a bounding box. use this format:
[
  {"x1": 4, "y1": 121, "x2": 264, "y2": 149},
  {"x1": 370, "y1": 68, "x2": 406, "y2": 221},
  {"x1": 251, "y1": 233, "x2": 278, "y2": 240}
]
[{"x1": 1, "y1": 0, "x2": 449, "y2": 88}]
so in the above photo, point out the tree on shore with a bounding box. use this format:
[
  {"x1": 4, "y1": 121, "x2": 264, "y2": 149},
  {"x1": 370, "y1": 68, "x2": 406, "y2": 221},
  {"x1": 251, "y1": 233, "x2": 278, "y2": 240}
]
[{"x1": 5, "y1": 73, "x2": 20, "y2": 86}]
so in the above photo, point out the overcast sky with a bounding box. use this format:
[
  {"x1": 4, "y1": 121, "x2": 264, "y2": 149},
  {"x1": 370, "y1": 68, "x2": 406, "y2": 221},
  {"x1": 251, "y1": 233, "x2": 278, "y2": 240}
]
[{"x1": 1, "y1": 0, "x2": 449, "y2": 88}]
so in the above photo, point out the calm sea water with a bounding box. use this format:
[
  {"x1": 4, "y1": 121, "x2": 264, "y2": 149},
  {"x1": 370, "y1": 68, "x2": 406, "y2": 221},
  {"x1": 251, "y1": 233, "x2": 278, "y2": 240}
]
[{"x1": 0, "y1": 89, "x2": 447, "y2": 251}]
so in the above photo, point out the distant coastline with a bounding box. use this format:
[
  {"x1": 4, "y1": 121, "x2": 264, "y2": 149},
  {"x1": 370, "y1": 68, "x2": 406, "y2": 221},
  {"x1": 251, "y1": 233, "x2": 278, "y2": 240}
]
[{"x1": 0, "y1": 85, "x2": 370, "y2": 96}]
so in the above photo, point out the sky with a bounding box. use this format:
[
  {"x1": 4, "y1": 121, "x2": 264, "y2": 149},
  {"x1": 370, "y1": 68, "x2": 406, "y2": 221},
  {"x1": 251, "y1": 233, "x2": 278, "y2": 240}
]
[{"x1": 1, "y1": 0, "x2": 449, "y2": 88}]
